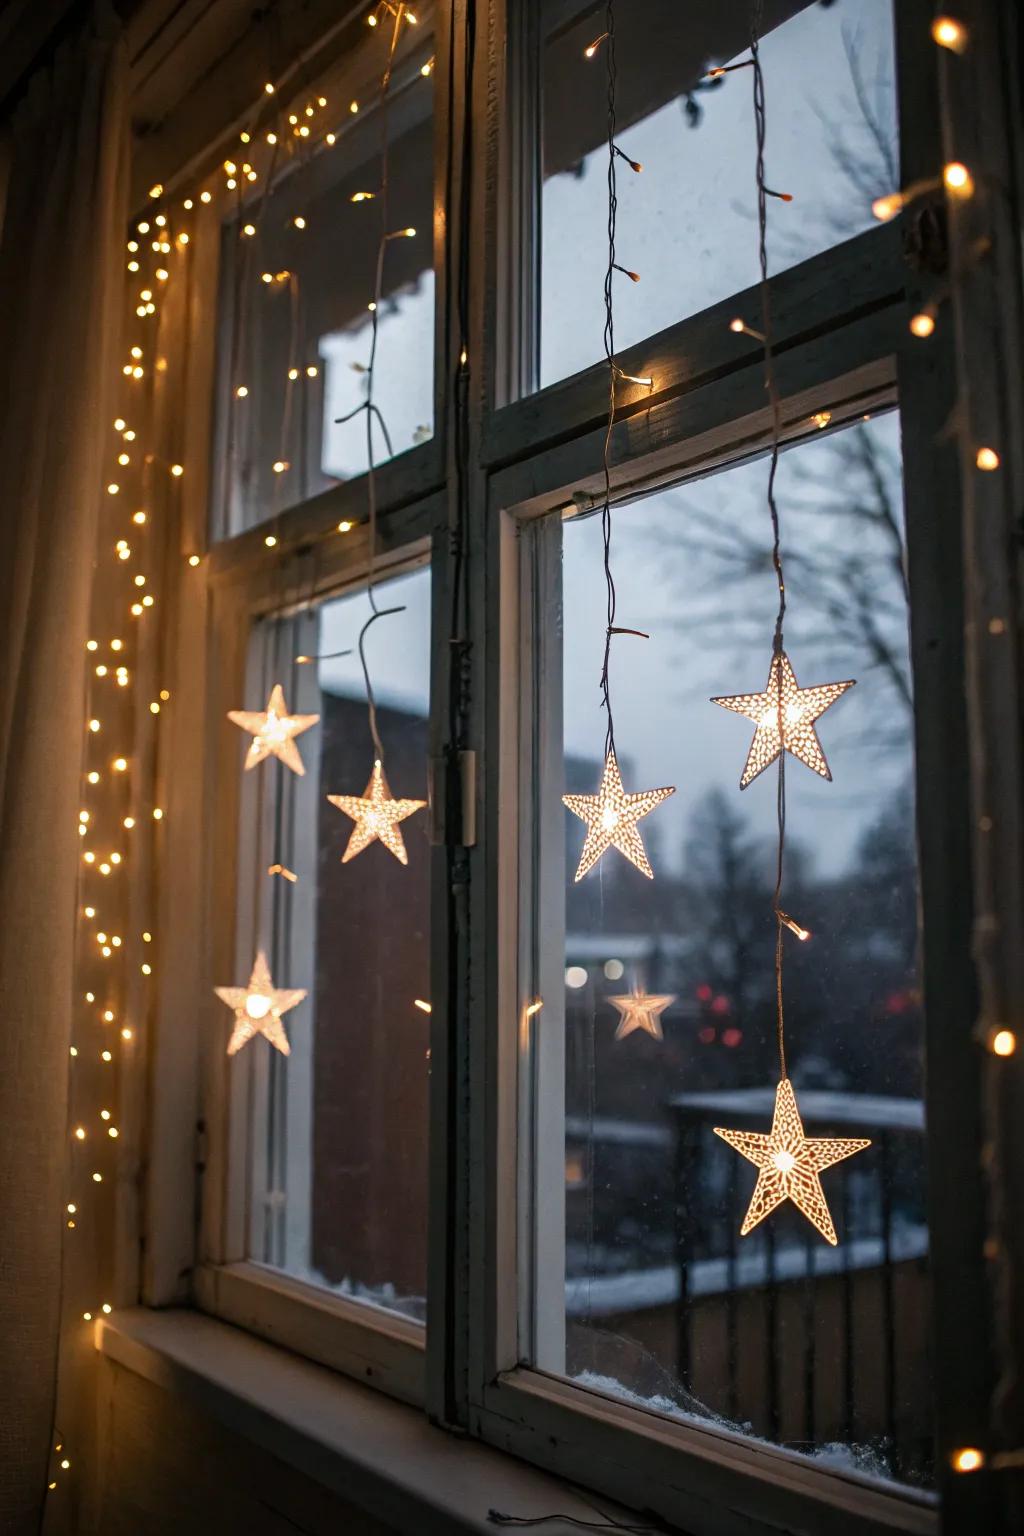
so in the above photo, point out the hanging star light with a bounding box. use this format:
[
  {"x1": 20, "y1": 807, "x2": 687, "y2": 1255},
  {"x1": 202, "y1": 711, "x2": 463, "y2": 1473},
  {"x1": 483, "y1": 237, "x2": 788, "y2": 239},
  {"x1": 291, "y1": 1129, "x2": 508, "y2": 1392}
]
[
  {"x1": 327, "y1": 758, "x2": 425, "y2": 864},
  {"x1": 228, "y1": 683, "x2": 319, "y2": 776},
  {"x1": 214, "y1": 950, "x2": 307, "y2": 1056},
  {"x1": 562, "y1": 752, "x2": 675, "y2": 882},
  {"x1": 714, "y1": 1077, "x2": 870, "y2": 1245},
  {"x1": 608, "y1": 989, "x2": 675, "y2": 1042},
  {"x1": 711, "y1": 650, "x2": 855, "y2": 789}
]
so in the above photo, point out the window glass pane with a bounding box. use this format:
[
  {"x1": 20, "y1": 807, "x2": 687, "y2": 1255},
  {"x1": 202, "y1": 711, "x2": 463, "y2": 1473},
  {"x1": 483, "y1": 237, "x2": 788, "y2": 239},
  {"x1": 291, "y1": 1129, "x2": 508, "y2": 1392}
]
[
  {"x1": 521, "y1": 413, "x2": 934, "y2": 1487},
  {"x1": 540, "y1": 0, "x2": 897, "y2": 388},
  {"x1": 242, "y1": 565, "x2": 431, "y2": 1322},
  {"x1": 210, "y1": 11, "x2": 435, "y2": 539}
]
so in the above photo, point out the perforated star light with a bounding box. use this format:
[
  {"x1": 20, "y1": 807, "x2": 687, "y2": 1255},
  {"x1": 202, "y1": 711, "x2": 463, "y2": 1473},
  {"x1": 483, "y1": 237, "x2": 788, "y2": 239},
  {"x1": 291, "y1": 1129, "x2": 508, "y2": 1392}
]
[
  {"x1": 714, "y1": 1078, "x2": 870, "y2": 1245},
  {"x1": 711, "y1": 651, "x2": 855, "y2": 789},
  {"x1": 228, "y1": 684, "x2": 319, "y2": 776},
  {"x1": 609, "y1": 990, "x2": 675, "y2": 1042},
  {"x1": 327, "y1": 759, "x2": 426, "y2": 865},
  {"x1": 214, "y1": 950, "x2": 307, "y2": 1057},
  {"x1": 563, "y1": 752, "x2": 675, "y2": 882}
]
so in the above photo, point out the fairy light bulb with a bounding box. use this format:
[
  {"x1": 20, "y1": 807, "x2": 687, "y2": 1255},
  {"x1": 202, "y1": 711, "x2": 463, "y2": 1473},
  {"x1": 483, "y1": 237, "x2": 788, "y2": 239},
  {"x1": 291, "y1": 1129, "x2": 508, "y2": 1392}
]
[
  {"x1": 944, "y1": 161, "x2": 974, "y2": 197},
  {"x1": 976, "y1": 446, "x2": 1000, "y2": 471},
  {"x1": 910, "y1": 312, "x2": 936, "y2": 338},
  {"x1": 932, "y1": 16, "x2": 967, "y2": 52},
  {"x1": 952, "y1": 1447, "x2": 984, "y2": 1473},
  {"x1": 991, "y1": 1029, "x2": 1016, "y2": 1057},
  {"x1": 872, "y1": 192, "x2": 904, "y2": 222}
]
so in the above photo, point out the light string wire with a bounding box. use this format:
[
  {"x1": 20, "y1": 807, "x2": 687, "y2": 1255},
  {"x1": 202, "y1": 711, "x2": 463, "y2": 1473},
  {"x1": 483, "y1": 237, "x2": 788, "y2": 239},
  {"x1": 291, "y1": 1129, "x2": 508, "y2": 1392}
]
[
  {"x1": 488, "y1": 1510, "x2": 665, "y2": 1533},
  {"x1": 749, "y1": 1, "x2": 789, "y2": 1081},
  {"x1": 348, "y1": 2, "x2": 411, "y2": 767},
  {"x1": 595, "y1": 0, "x2": 648, "y2": 761}
]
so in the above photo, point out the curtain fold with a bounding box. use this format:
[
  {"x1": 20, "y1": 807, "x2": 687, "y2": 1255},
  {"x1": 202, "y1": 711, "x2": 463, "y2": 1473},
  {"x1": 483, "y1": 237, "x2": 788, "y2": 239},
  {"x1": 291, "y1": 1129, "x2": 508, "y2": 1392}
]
[{"x1": 0, "y1": 10, "x2": 128, "y2": 1532}]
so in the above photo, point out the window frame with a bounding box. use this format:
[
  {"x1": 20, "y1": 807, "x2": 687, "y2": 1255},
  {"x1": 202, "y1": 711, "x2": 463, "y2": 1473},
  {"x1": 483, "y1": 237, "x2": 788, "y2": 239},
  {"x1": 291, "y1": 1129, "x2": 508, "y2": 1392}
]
[
  {"x1": 142, "y1": 0, "x2": 459, "y2": 1412},
  {"x1": 139, "y1": 0, "x2": 1001, "y2": 1527},
  {"x1": 442, "y1": 0, "x2": 993, "y2": 1532}
]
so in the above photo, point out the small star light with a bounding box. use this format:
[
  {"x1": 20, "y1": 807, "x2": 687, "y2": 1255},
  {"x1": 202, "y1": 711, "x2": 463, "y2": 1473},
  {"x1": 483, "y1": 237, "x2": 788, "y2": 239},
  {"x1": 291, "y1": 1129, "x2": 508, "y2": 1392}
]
[
  {"x1": 714, "y1": 1078, "x2": 870, "y2": 1245},
  {"x1": 711, "y1": 650, "x2": 855, "y2": 789},
  {"x1": 228, "y1": 683, "x2": 319, "y2": 776},
  {"x1": 609, "y1": 989, "x2": 675, "y2": 1042},
  {"x1": 562, "y1": 751, "x2": 675, "y2": 881},
  {"x1": 214, "y1": 951, "x2": 306, "y2": 1056},
  {"x1": 327, "y1": 759, "x2": 425, "y2": 865}
]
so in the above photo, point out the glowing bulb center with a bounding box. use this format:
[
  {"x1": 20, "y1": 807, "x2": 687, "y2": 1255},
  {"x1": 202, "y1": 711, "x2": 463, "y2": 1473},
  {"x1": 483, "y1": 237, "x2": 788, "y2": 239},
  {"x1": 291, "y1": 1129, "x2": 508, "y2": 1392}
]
[
  {"x1": 245, "y1": 993, "x2": 272, "y2": 1020},
  {"x1": 773, "y1": 1149, "x2": 797, "y2": 1173},
  {"x1": 601, "y1": 807, "x2": 620, "y2": 831}
]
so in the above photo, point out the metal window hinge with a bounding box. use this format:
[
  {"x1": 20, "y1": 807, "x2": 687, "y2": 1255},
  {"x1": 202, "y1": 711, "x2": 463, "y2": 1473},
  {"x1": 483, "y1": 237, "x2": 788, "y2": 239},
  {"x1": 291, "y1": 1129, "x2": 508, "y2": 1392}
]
[{"x1": 429, "y1": 749, "x2": 477, "y2": 848}]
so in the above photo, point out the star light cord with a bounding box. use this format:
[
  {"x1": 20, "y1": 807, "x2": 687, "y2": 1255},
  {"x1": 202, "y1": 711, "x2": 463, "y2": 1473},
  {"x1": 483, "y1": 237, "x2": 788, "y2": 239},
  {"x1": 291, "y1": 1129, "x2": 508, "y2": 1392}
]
[
  {"x1": 750, "y1": 3, "x2": 790, "y2": 1080},
  {"x1": 561, "y1": 4, "x2": 674, "y2": 886},
  {"x1": 345, "y1": 2, "x2": 412, "y2": 769},
  {"x1": 710, "y1": 8, "x2": 870, "y2": 1249},
  {"x1": 596, "y1": 0, "x2": 649, "y2": 764}
]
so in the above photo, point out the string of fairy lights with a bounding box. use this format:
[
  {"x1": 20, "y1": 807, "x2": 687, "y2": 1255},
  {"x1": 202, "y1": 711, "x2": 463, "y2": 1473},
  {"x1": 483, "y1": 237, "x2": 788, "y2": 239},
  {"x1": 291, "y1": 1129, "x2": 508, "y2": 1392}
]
[
  {"x1": 49, "y1": 4, "x2": 433, "y2": 1502},
  {"x1": 217, "y1": 0, "x2": 429, "y2": 1054},
  {"x1": 49, "y1": 0, "x2": 1015, "y2": 1505},
  {"x1": 560, "y1": 0, "x2": 1015, "y2": 1487},
  {"x1": 565, "y1": 0, "x2": 1011, "y2": 1273}
]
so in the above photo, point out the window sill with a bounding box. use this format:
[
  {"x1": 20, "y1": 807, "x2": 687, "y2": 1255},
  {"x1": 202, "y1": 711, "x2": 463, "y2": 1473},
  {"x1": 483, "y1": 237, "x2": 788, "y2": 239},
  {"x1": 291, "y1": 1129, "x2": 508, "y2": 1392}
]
[{"x1": 97, "y1": 1308, "x2": 638, "y2": 1535}]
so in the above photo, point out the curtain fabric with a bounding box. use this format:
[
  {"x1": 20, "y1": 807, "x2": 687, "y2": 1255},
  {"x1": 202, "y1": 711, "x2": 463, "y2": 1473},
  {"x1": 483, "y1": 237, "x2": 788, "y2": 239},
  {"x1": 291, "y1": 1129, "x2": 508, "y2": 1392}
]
[{"x1": 0, "y1": 11, "x2": 128, "y2": 1531}]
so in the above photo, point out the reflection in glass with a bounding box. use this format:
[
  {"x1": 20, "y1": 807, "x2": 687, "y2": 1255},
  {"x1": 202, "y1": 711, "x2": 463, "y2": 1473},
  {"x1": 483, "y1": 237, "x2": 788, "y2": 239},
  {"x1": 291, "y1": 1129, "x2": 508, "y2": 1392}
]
[
  {"x1": 211, "y1": 12, "x2": 435, "y2": 538},
  {"x1": 524, "y1": 413, "x2": 933, "y2": 1485},
  {"x1": 540, "y1": 0, "x2": 896, "y2": 386},
  {"x1": 245, "y1": 567, "x2": 431, "y2": 1322}
]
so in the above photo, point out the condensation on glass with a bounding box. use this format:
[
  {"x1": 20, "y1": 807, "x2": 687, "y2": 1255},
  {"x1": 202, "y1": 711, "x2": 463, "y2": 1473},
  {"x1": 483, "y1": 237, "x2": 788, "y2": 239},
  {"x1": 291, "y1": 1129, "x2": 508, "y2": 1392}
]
[
  {"x1": 539, "y1": 0, "x2": 897, "y2": 387},
  {"x1": 210, "y1": 9, "x2": 436, "y2": 539},
  {"x1": 519, "y1": 413, "x2": 934, "y2": 1487},
  {"x1": 244, "y1": 566, "x2": 431, "y2": 1323}
]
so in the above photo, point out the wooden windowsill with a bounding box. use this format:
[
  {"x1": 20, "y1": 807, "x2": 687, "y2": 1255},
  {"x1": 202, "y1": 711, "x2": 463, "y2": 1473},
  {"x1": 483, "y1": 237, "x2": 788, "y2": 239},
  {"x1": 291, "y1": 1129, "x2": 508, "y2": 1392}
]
[{"x1": 97, "y1": 1307, "x2": 638, "y2": 1535}]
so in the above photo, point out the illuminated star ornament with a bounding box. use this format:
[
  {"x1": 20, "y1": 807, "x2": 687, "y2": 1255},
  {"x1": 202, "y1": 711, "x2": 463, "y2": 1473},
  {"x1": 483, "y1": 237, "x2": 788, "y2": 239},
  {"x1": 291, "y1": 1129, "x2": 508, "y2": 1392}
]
[
  {"x1": 228, "y1": 683, "x2": 320, "y2": 776},
  {"x1": 711, "y1": 651, "x2": 855, "y2": 789},
  {"x1": 609, "y1": 990, "x2": 675, "y2": 1042},
  {"x1": 214, "y1": 950, "x2": 307, "y2": 1057},
  {"x1": 327, "y1": 758, "x2": 426, "y2": 865},
  {"x1": 563, "y1": 751, "x2": 675, "y2": 881},
  {"x1": 714, "y1": 1077, "x2": 870, "y2": 1245}
]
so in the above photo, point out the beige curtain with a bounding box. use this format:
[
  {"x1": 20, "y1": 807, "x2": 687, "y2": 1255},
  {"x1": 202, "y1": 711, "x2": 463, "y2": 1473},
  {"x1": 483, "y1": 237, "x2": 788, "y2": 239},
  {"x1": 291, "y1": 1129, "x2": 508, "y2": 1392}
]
[{"x1": 0, "y1": 10, "x2": 128, "y2": 1532}]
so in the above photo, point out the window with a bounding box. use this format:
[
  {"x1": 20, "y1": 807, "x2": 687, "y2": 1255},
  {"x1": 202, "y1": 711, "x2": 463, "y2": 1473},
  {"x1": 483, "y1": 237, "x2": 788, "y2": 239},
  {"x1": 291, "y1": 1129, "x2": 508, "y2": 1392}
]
[
  {"x1": 519, "y1": 413, "x2": 932, "y2": 1489},
  {"x1": 146, "y1": 0, "x2": 998, "y2": 1527},
  {"x1": 539, "y1": 0, "x2": 897, "y2": 387},
  {"x1": 242, "y1": 567, "x2": 432, "y2": 1324}
]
